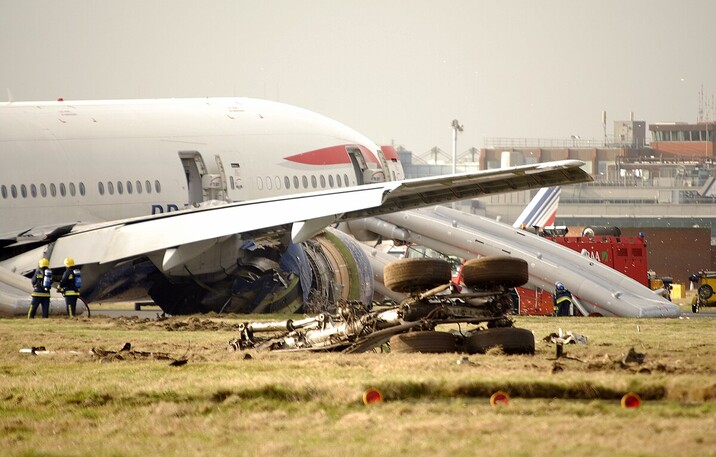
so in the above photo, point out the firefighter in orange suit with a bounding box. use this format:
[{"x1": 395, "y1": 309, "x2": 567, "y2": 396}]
[
  {"x1": 28, "y1": 258, "x2": 52, "y2": 318},
  {"x1": 58, "y1": 257, "x2": 81, "y2": 317}
]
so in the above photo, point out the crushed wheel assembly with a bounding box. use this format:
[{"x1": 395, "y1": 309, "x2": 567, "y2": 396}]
[
  {"x1": 231, "y1": 255, "x2": 536, "y2": 356},
  {"x1": 464, "y1": 327, "x2": 535, "y2": 355},
  {"x1": 384, "y1": 258, "x2": 452, "y2": 293},
  {"x1": 461, "y1": 256, "x2": 529, "y2": 289}
]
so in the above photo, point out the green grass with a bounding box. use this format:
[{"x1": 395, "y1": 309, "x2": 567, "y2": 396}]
[{"x1": 1, "y1": 314, "x2": 715, "y2": 456}]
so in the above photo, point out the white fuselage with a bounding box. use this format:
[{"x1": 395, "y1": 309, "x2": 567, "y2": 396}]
[{"x1": 0, "y1": 98, "x2": 402, "y2": 234}]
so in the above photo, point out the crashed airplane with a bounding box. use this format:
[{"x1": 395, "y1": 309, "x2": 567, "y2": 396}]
[{"x1": 2, "y1": 96, "x2": 672, "y2": 320}]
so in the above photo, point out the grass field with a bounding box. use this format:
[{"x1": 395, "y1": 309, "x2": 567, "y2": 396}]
[{"x1": 1, "y1": 313, "x2": 715, "y2": 457}]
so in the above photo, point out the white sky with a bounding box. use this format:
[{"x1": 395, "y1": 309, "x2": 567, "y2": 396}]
[{"x1": 1, "y1": 0, "x2": 714, "y2": 156}]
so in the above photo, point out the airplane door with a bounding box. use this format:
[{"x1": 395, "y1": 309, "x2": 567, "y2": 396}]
[
  {"x1": 346, "y1": 147, "x2": 366, "y2": 185},
  {"x1": 212, "y1": 155, "x2": 230, "y2": 202},
  {"x1": 179, "y1": 152, "x2": 207, "y2": 206},
  {"x1": 376, "y1": 149, "x2": 392, "y2": 181}
]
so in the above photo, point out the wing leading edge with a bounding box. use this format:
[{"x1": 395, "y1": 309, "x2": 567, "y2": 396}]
[{"x1": 47, "y1": 160, "x2": 591, "y2": 268}]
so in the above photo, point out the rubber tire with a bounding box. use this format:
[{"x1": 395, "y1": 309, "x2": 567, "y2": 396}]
[
  {"x1": 384, "y1": 258, "x2": 452, "y2": 293},
  {"x1": 698, "y1": 284, "x2": 713, "y2": 300},
  {"x1": 464, "y1": 327, "x2": 535, "y2": 355},
  {"x1": 461, "y1": 256, "x2": 529, "y2": 289},
  {"x1": 389, "y1": 331, "x2": 458, "y2": 354}
]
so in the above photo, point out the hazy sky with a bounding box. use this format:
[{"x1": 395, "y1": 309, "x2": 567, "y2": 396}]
[{"x1": 1, "y1": 0, "x2": 714, "y2": 156}]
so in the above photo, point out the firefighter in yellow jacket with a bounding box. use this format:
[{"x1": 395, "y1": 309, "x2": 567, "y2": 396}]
[
  {"x1": 28, "y1": 258, "x2": 52, "y2": 318},
  {"x1": 58, "y1": 257, "x2": 81, "y2": 317}
]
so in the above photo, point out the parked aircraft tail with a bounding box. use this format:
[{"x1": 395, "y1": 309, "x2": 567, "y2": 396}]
[{"x1": 512, "y1": 186, "x2": 561, "y2": 228}]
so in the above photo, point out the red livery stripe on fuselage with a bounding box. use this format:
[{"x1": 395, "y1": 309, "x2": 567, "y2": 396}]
[{"x1": 283, "y1": 145, "x2": 379, "y2": 165}]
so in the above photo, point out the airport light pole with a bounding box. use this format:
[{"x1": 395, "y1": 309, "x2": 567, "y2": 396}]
[{"x1": 451, "y1": 119, "x2": 463, "y2": 174}]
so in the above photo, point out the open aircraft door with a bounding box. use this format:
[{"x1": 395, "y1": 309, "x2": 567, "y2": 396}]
[
  {"x1": 179, "y1": 151, "x2": 229, "y2": 206},
  {"x1": 179, "y1": 151, "x2": 205, "y2": 206},
  {"x1": 210, "y1": 155, "x2": 229, "y2": 202},
  {"x1": 346, "y1": 147, "x2": 367, "y2": 185}
]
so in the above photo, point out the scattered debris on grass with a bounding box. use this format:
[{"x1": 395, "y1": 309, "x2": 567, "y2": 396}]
[
  {"x1": 623, "y1": 347, "x2": 646, "y2": 364},
  {"x1": 91, "y1": 343, "x2": 175, "y2": 363},
  {"x1": 543, "y1": 328, "x2": 588, "y2": 345}
]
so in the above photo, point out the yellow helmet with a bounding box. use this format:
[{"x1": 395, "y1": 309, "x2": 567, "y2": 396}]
[
  {"x1": 39, "y1": 258, "x2": 50, "y2": 268},
  {"x1": 64, "y1": 257, "x2": 75, "y2": 267}
]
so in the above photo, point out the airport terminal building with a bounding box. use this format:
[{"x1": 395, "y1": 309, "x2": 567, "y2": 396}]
[{"x1": 399, "y1": 118, "x2": 716, "y2": 281}]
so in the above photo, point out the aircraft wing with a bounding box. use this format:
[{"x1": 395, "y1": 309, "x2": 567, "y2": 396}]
[{"x1": 47, "y1": 160, "x2": 591, "y2": 269}]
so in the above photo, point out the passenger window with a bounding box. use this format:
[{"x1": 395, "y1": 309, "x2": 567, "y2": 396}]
[
  {"x1": 126, "y1": 181, "x2": 132, "y2": 194},
  {"x1": 329, "y1": 175, "x2": 334, "y2": 187},
  {"x1": 266, "y1": 176, "x2": 272, "y2": 190},
  {"x1": 98, "y1": 182, "x2": 105, "y2": 196},
  {"x1": 21, "y1": 184, "x2": 27, "y2": 198},
  {"x1": 320, "y1": 175, "x2": 326, "y2": 188},
  {"x1": 146, "y1": 180, "x2": 152, "y2": 194},
  {"x1": 1, "y1": 185, "x2": 6, "y2": 199},
  {"x1": 344, "y1": 174, "x2": 350, "y2": 186},
  {"x1": 284, "y1": 176, "x2": 290, "y2": 189},
  {"x1": 108, "y1": 181, "x2": 114, "y2": 195},
  {"x1": 257, "y1": 177, "x2": 264, "y2": 190},
  {"x1": 117, "y1": 181, "x2": 123, "y2": 195},
  {"x1": 302, "y1": 176, "x2": 308, "y2": 189},
  {"x1": 293, "y1": 176, "x2": 299, "y2": 189},
  {"x1": 155, "y1": 180, "x2": 161, "y2": 193},
  {"x1": 275, "y1": 176, "x2": 281, "y2": 190},
  {"x1": 11, "y1": 185, "x2": 17, "y2": 198},
  {"x1": 79, "y1": 182, "x2": 86, "y2": 196},
  {"x1": 59, "y1": 183, "x2": 66, "y2": 197},
  {"x1": 311, "y1": 175, "x2": 317, "y2": 188},
  {"x1": 337, "y1": 174, "x2": 342, "y2": 187},
  {"x1": 229, "y1": 176, "x2": 235, "y2": 190},
  {"x1": 31, "y1": 184, "x2": 37, "y2": 198},
  {"x1": 50, "y1": 183, "x2": 56, "y2": 197},
  {"x1": 136, "y1": 180, "x2": 142, "y2": 194},
  {"x1": 69, "y1": 182, "x2": 76, "y2": 197},
  {"x1": 41, "y1": 184, "x2": 47, "y2": 197}
]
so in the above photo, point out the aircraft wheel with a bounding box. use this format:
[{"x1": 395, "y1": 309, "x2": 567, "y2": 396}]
[
  {"x1": 692, "y1": 302, "x2": 700, "y2": 313},
  {"x1": 698, "y1": 284, "x2": 713, "y2": 300},
  {"x1": 462, "y1": 256, "x2": 529, "y2": 289},
  {"x1": 384, "y1": 258, "x2": 452, "y2": 294},
  {"x1": 389, "y1": 331, "x2": 458, "y2": 353},
  {"x1": 464, "y1": 327, "x2": 535, "y2": 355}
]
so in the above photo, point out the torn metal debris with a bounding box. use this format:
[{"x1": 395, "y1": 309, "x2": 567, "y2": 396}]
[
  {"x1": 543, "y1": 329, "x2": 589, "y2": 345},
  {"x1": 228, "y1": 257, "x2": 536, "y2": 354},
  {"x1": 90, "y1": 343, "x2": 187, "y2": 365}
]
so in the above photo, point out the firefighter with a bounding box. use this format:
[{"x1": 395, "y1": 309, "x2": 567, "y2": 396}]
[
  {"x1": 553, "y1": 282, "x2": 573, "y2": 316},
  {"x1": 28, "y1": 258, "x2": 52, "y2": 319},
  {"x1": 58, "y1": 257, "x2": 81, "y2": 317}
]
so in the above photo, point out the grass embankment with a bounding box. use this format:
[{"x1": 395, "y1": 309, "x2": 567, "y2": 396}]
[{"x1": 0, "y1": 314, "x2": 714, "y2": 457}]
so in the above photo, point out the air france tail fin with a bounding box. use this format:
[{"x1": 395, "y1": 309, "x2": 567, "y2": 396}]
[{"x1": 512, "y1": 186, "x2": 561, "y2": 228}]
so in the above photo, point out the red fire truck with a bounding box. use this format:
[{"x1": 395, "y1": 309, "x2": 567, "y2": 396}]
[{"x1": 515, "y1": 227, "x2": 649, "y2": 315}]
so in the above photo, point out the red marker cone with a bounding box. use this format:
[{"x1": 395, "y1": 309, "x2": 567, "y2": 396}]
[
  {"x1": 490, "y1": 391, "x2": 510, "y2": 406},
  {"x1": 363, "y1": 388, "x2": 383, "y2": 405},
  {"x1": 621, "y1": 392, "x2": 641, "y2": 408}
]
